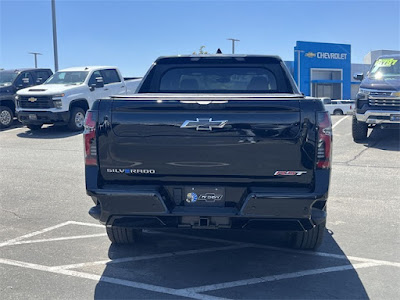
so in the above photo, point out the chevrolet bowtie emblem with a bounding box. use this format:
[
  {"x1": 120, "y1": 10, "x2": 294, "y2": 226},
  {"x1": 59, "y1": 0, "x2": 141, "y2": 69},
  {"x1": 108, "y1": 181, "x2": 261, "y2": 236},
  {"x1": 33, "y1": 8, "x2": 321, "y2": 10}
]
[
  {"x1": 180, "y1": 118, "x2": 228, "y2": 131},
  {"x1": 28, "y1": 97, "x2": 37, "y2": 103},
  {"x1": 305, "y1": 52, "x2": 316, "y2": 58}
]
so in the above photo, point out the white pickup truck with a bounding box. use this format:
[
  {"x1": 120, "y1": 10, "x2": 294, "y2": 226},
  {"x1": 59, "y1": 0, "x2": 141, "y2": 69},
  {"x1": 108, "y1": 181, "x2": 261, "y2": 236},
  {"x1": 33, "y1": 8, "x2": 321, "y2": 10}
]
[
  {"x1": 321, "y1": 97, "x2": 354, "y2": 115},
  {"x1": 16, "y1": 66, "x2": 141, "y2": 130}
]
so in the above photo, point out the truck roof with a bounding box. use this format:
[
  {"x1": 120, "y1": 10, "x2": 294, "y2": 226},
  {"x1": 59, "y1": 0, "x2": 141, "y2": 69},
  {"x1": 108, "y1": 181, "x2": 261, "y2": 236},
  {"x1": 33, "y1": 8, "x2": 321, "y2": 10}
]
[
  {"x1": 0, "y1": 68, "x2": 51, "y2": 73},
  {"x1": 59, "y1": 66, "x2": 117, "y2": 72},
  {"x1": 377, "y1": 54, "x2": 400, "y2": 59},
  {"x1": 155, "y1": 54, "x2": 283, "y2": 61}
]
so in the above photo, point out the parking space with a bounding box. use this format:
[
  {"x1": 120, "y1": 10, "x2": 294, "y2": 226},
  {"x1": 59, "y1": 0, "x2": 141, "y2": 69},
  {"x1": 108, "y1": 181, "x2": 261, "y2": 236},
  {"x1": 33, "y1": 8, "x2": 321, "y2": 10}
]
[{"x1": 1, "y1": 116, "x2": 399, "y2": 299}]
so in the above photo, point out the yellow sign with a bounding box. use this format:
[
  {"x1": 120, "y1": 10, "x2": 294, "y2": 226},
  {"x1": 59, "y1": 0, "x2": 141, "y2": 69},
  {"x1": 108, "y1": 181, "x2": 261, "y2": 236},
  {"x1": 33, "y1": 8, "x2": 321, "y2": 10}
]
[
  {"x1": 305, "y1": 52, "x2": 316, "y2": 58},
  {"x1": 375, "y1": 58, "x2": 398, "y2": 67}
]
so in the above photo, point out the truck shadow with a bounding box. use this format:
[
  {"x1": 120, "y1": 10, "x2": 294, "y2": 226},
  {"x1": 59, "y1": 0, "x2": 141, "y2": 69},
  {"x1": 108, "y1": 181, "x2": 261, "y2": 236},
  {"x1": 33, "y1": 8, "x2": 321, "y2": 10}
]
[
  {"x1": 93, "y1": 229, "x2": 369, "y2": 299},
  {"x1": 364, "y1": 127, "x2": 400, "y2": 151},
  {"x1": 0, "y1": 120, "x2": 23, "y2": 132},
  {"x1": 16, "y1": 125, "x2": 82, "y2": 139}
]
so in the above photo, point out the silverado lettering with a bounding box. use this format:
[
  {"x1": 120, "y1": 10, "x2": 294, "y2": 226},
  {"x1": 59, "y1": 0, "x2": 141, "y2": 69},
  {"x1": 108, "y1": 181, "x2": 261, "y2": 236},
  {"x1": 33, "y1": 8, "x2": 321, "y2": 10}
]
[{"x1": 106, "y1": 169, "x2": 156, "y2": 174}]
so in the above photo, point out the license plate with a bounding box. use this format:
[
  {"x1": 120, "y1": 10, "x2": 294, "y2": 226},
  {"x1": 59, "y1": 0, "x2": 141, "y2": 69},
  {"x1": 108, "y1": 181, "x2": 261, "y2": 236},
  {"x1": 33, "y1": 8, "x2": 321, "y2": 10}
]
[
  {"x1": 185, "y1": 187, "x2": 225, "y2": 207},
  {"x1": 390, "y1": 114, "x2": 400, "y2": 121},
  {"x1": 28, "y1": 114, "x2": 37, "y2": 120}
]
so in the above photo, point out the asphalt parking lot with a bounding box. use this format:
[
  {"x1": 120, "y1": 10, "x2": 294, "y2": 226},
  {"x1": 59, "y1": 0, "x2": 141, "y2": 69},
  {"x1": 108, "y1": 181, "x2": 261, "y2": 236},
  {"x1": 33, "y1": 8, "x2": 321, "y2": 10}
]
[{"x1": 0, "y1": 116, "x2": 399, "y2": 299}]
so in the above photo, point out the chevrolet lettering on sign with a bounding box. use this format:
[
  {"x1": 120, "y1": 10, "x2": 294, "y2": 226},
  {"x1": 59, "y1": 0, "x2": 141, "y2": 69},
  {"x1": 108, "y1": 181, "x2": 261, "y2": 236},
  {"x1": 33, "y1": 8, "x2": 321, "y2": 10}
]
[
  {"x1": 305, "y1": 52, "x2": 348, "y2": 60},
  {"x1": 317, "y1": 52, "x2": 347, "y2": 60}
]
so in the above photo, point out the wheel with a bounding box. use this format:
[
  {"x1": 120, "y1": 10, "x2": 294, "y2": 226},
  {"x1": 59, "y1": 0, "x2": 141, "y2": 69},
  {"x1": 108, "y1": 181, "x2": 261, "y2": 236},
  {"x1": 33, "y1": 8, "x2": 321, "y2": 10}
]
[
  {"x1": 106, "y1": 225, "x2": 142, "y2": 244},
  {"x1": 333, "y1": 109, "x2": 343, "y2": 115},
  {"x1": 288, "y1": 220, "x2": 326, "y2": 250},
  {"x1": 27, "y1": 124, "x2": 42, "y2": 130},
  {"x1": 0, "y1": 106, "x2": 14, "y2": 128},
  {"x1": 352, "y1": 115, "x2": 368, "y2": 142},
  {"x1": 67, "y1": 107, "x2": 86, "y2": 131}
]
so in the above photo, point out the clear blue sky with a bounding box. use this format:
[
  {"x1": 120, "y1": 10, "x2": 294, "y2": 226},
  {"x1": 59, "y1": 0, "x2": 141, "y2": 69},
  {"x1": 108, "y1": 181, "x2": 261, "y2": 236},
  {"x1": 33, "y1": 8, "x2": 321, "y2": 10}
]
[{"x1": 1, "y1": 0, "x2": 399, "y2": 76}]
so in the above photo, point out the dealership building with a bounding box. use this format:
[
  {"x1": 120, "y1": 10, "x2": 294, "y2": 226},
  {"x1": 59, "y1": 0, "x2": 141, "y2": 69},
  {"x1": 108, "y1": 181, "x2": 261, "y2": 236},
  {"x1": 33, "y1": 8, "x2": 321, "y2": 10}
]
[{"x1": 284, "y1": 41, "x2": 400, "y2": 99}]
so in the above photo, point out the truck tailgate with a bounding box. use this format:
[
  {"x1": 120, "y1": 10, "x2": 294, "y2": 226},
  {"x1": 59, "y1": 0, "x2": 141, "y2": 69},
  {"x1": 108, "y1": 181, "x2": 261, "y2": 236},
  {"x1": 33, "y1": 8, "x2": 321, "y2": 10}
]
[{"x1": 98, "y1": 98, "x2": 315, "y2": 187}]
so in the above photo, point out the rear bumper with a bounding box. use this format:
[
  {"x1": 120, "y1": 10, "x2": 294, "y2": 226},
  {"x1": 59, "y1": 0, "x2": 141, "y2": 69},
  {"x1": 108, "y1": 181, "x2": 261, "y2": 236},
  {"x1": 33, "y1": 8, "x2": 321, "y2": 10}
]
[
  {"x1": 87, "y1": 187, "x2": 328, "y2": 232},
  {"x1": 17, "y1": 111, "x2": 70, "y2": 125}
]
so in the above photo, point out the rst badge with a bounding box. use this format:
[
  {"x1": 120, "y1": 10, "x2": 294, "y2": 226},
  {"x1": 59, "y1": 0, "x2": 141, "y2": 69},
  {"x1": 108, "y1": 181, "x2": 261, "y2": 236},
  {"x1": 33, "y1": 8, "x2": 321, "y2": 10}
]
[{"x1": 274, "y1": 171, "x2": 307, "y2": 176}]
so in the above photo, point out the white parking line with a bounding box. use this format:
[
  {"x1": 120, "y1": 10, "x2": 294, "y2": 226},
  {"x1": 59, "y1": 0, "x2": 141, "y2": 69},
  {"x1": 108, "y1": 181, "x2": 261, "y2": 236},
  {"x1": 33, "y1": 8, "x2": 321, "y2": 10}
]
[
  {"x1": 148, "y1": 230, "x2": 400, "y2": 268},
  {"x1": 53, "y1": 244, "x2": 249, "y2": 270},
  {"x1": 6, "y1": 233, "x2": 107, "y2": 246},
  {"x1": 183, "y1": 262, "x2": 380, "y2": 293},
  {"x1": 0, "y1": 258, "x2": 228, "y2": 300},
  {"x1": 0, "y1": 221, "x2": 397, "y2": 298},
  {"x1": 0, "y1": 221, "x2": 71, "y2": 248},
  {"x1": 332, "y1": 115, "x2": 349, "y2": 129},
  {"x1": 5, "y1": 221, "x2": 400, "y2": 268},
  {"x1": 68, "y1": 220, "x2": 104, "y2": 228},
  {"x1": 63, "y1": 222, "x2": 400, "y2": 268}
]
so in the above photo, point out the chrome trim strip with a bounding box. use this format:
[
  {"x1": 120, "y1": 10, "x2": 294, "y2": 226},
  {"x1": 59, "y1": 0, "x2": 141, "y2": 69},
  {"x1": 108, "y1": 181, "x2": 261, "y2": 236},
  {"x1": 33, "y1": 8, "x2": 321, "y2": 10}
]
[{"x1": 356, "y1": 110, "x2": 400, "y2": 124}]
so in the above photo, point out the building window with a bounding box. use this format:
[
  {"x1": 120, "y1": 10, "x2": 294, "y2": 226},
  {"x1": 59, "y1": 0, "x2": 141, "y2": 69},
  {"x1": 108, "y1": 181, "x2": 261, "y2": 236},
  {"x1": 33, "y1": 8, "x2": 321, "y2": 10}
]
[
  {"x1": 310, "y1": 69, "x2": 342, "y2": 99},
  {"x1": 312, "y1": 83, "x2": 342, "y2": 99},
  {"x1": 312, "y1": 69, "x2": 341, "y2": 80}
]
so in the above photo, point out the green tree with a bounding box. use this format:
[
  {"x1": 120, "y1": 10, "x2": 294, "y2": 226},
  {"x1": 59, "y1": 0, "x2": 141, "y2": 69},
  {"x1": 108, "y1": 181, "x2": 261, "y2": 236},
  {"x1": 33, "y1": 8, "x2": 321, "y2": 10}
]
[{"x1": 193, "y1": 46, "x2": 208, "y2": 55}]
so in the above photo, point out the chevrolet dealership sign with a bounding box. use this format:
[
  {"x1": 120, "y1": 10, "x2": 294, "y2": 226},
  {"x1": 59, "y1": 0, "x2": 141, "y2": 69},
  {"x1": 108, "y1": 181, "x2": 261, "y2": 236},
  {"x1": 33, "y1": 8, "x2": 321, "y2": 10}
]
[
  {"x1": 305, "y1": 51, "x2": 347, "y2": 60},
  {"x1": 294, "y1": 41, "x2": 352, "y2": 99}
]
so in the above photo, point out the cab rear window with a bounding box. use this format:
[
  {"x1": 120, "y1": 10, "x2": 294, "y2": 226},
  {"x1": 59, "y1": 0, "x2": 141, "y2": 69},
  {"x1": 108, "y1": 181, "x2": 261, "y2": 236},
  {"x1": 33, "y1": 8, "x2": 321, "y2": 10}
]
[
  {"x1": 138, "y1": 57, "x2": 295, "y2": 94},
  {"x1": 159, "y1": 67, "x2": 279, "y2": 93}
]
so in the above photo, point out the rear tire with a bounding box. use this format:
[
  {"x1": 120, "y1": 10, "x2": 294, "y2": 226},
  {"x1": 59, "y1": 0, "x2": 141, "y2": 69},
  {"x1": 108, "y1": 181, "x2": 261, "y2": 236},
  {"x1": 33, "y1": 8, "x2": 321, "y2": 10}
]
[
  {"x1": 67, "y1": 107, "x2": 86, "y2": 131},
  {"x1": 288, "y1": 221, "x2": 326, "y2": 250},
  {"x1": 333, "y1": 109, "x2": 343, "y2": 115},
  {"x1": 106, "y1": 226, "x2": 142, "y2": 245},
  {"x1": 27, "y1": 124, "x2": 42, "y2": 130},
  {"x1": 0, "y1": 106, "x2": 14, "y2": 128},
  {"x1": 352, "y1": 115, "x2": 368, "y2": 142}
]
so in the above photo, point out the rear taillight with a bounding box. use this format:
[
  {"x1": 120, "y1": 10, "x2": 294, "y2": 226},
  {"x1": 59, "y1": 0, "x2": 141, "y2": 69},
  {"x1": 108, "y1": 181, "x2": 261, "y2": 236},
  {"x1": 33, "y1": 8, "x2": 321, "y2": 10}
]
[
  {"x1": 316, "y1": 111, "x2": 332, "y2": 169},
  {"x1": 83, "y1": 111, "x2": 98, "y2": 166}
]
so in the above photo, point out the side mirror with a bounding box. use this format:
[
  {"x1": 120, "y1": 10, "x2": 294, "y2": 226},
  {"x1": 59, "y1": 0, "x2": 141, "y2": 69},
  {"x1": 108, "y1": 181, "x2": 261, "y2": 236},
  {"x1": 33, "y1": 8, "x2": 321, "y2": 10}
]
[
  {"x1": 90, "y1": 77, "x2": 104, "y2": 91},
  {"x1": 95, "y1": 77, "x2": 104, "y2": 88},
  {"x1": 353, "y1": 73, "x2": 364, "y2": 81},
  {"x1": 18, "y1": 78, "x2": 32, "y2": 88}
]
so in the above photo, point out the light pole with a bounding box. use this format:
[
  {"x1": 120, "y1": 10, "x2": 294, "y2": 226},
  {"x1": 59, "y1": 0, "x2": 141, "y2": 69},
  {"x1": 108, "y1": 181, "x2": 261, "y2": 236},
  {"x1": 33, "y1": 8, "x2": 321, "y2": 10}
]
[
  {"x1": 29, "y1": 52, "x2": 42, "y2": 68},
  {"x1": 227, "y1": 38, "x2": 240, "y2": 54},
  {"x1": 51, "y1": 0, "x2": 59, "y2": 71},
  {"x1": 294, "y1": 49, "x2": 304, "y2": 90}
]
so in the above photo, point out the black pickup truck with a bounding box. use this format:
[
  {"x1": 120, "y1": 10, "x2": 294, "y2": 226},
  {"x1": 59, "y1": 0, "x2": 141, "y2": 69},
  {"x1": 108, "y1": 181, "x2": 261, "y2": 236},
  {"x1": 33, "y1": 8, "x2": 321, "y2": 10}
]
[
  {"x1": 0, "y1": 68, "x2": 53, "y2": 128},
  {"x1": 84, "y1": 55, "x2": 332, "y2": 250}
]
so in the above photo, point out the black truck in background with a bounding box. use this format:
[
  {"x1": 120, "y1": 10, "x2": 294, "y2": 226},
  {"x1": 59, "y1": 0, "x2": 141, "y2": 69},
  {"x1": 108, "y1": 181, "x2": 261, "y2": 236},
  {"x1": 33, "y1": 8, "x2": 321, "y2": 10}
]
[
  {"x1": 84, "y1": 55, "x2": 332, "y2": 250},
  {"x1": 0, "y1": 68, "x2": 53, "y2": 128},
  {"x1": 352, "y1": 54, "x2": 400, "y2": 142}
]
